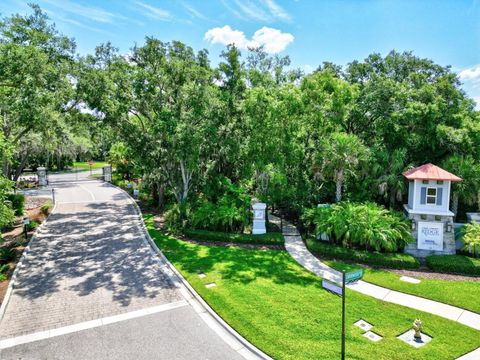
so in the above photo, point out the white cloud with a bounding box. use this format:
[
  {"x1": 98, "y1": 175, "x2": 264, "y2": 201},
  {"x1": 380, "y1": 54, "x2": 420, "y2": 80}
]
[
  {"x1": 458, "y1": 65, "x2": 480, "y2": 110},
  {"x1": 221, "y1": 0, "x2": 292, "y2": 22},
  {"x1": 205, "y1": 25, "x2": 249, "y2": 49},
  {"x1": 135, "y1": 1, "x2": 170, "y2": 20},
  {"x1": 182, "y1": 2, "x2": 207, "y2": 20},
  {"x1": 249, "y1": 27, "x2": 294, "y2": 53},
  {"x1": 458, "y1": 66, "x2": 480, "y2": 83},
  {"x1": 234, "y1": 0, "x2": 270, "y2": 21},
  {"x1": 204, "y1": 25, "x2": 294, "y2": 53},
  {"x1": 261, "y1": 0, "x2": 291, "y2": 22},
  {"x1": 42, "y1": 0, "x2": 120, "y2": 23}
]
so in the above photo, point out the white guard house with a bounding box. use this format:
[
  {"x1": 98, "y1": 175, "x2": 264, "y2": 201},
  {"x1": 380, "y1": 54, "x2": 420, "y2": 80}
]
[{"x1": 402, "y1": 163, "x2": 462, "y2": 258}]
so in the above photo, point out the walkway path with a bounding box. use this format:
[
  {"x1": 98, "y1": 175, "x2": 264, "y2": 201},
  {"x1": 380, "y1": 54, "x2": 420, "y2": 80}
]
[
  {"x1": 270, "y1": 214, "x2": 480, "y2": 332},
  {"x1": 0, "y1": 177, "x2": 262, "y2": 359}
]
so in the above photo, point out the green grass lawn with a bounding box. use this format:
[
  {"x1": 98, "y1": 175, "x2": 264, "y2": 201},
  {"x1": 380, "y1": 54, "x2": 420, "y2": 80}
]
[
  {"x1": 144, "y1": 215, "x2": 480, "y2": 360},
  {"x1": 324, "y1": 260, "x2": 480, "y2": 315},
  {"x1": 72, "y1": 161, "x2": 106, "y2": 171}
]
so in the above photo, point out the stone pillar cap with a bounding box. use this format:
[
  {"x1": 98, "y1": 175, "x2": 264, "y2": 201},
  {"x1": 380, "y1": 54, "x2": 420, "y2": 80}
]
[{"x1": 252, "y1": 202, "x2": 266, "y2": 210}]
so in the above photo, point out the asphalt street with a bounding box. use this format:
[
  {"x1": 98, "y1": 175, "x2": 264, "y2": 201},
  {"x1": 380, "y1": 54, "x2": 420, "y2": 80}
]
[{"x1": 0, "y1": 174, "x2": 245, "y2": 360}]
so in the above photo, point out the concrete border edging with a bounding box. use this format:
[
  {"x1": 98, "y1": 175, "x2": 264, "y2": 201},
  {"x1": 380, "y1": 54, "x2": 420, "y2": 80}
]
[
  {"x1": 0, "y1": 192, "x2": 57, "y2": 322},
  {"x1": 108, "y1": 182, "x2": 272, "y2": 360}
]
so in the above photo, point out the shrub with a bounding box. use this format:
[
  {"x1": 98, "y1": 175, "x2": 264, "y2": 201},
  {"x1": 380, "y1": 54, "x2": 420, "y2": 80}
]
[
  {"x1": 0, "y1": 176, "x2": 15, "y2": 230},
  {"x1": 40, "y1": 200, "x2": 53, "y2": 216},
  {"x1": 302, "y1": 202, "x2": 413, "y2": 252},
  {"x1": 0, "y1": 247, "x2": 16, "y2": 264},
  {"x1": 462, "y1": 222, "x2": 480, "y2": 257},
  {"x1": 190, "y1": 178, "x2": 251, "y2": 233},
  {"x1": 0, "y1": 263, "x2": 9, "y2": 281},
  {"x1": 7, "y1": 193, "x2": 25, "y2": 216},
  {"x1": 306, "y1": 238, "x2": 420, "y2": 269},
  {"x1": 27, "y1": 220, "x2": 39, "y2": 231},
  {"x1": 184, "y1": 229, "x2": 284, "y2": 245},
  {"x1": 164, "y1": 203, "x2": 190, "y2": 232},
  {"x1": 426, "y1": 255, "x2": 480, "y2": 275}
]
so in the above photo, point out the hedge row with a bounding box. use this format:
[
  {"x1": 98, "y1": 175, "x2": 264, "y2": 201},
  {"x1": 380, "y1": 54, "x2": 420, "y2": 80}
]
[
  {"x1": 305, "y1": 238, "x2": 420, "y2": 269},
  {"x1": 426, "y1": 255, "x2": 480, "y2": 276},
  {"x1": 184, "y1": 229, "x2": 284, "y2": 245}
]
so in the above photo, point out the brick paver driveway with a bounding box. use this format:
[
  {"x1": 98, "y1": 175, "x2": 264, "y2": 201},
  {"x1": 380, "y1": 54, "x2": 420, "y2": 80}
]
[{"x1": 0, "y1": 178, "x2": 245, "y2": 359}]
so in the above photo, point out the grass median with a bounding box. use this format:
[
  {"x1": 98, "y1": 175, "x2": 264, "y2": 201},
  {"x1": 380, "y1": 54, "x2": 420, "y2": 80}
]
[{"x1": 144, "y1": 214, "x2": 480, "y2": 360}]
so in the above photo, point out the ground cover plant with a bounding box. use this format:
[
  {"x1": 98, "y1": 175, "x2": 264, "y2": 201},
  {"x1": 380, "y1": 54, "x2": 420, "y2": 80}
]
[
  {"x1": 426, "y1": 255, "x2": 480, "y2": 276},
  {"x1": 302, "y1": 202, "x2": 413, "y2": 252},
  {"x1": 145, "y1": 215, "x2": 480, "y2": 360},
  {"x1": 462, "y1": 222, "x2": 480, "y2": 257},
  {"x1": 184, "y1": 229, "x2": 283, "y2": 245},
  {"x1": 305, "y1": 238, "x2": 419, "y2": 269}
]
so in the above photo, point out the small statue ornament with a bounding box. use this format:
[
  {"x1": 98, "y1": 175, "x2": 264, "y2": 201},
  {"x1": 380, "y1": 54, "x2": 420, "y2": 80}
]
[{"x1": 413, "y1": 319, "x2": 422, "y2": 340}]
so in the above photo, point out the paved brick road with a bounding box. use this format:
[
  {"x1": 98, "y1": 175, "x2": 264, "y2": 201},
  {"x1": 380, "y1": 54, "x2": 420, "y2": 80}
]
[
  {"x1": 0, "y1": 182, "x2": 182, "y2": 338},
  {"x1": 0, "y1": 179, "x2": 246, "y2": 360}
]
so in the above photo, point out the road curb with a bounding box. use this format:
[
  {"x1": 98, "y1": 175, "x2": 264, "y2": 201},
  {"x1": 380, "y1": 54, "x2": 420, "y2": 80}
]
[
  {"x1": 0, "y1": 192, "x2": 57, "y2": 322},
  {"x1": 108, "y1": 182, "x2": 272, "y2": 360}
]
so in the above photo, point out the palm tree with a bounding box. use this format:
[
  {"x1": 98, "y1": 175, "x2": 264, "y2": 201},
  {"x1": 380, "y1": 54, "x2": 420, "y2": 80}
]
[
  {"x1": 373, "y1": 148, "x2": 408, "y2": 209},
  {"x1": 317, "y1": 132, "x2": 369, "y2": 202},
  {"x1": 442, "y1": 155, "x2": 480, "y2": 219}
]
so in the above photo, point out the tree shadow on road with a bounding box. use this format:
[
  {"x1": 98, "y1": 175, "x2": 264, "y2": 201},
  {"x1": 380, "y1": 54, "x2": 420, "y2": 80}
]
[{"x1": 13, "y1": 201, "x2": 179, "y2": 307}]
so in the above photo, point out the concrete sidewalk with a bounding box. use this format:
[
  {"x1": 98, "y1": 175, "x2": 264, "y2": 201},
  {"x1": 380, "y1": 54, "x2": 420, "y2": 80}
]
[{"x1": 270, "y1": 214, "x2": 480, "y2": 332}]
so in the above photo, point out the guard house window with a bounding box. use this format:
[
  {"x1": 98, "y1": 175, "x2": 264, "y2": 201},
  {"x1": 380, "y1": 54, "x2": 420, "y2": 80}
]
[
  {"x1": 437, "y1": 180, "x2": 444, "y2": 185},
  {"x1": 422, "y1": 180, "x2": 429, "y2": 184},
  {"x1": 426, "y1": 188, "x2": 437, "y2": 204}
]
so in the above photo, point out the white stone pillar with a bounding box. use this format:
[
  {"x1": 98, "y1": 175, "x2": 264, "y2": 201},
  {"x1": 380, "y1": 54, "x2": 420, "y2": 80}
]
[
  {"x1": 103, "y1": 164, "x2": 112, "y2": 182},
  {"x1": 37, "y1": 167, "x2": 47, "y2": 186},
  {"x1": 252, "y1": 202, "x2": 267, "y2": 235}
]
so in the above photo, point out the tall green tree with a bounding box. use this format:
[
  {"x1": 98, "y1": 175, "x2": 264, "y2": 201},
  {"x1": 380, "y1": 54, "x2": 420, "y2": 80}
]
[
  {"x1": 441, "y1": 155, "x2": 480, "y2": 218},
  {"x1": 372, "y1": 148, "x2": 408, "y2": 208},
  {"x1": 316, "y1": 132, "x2": 369, "y2": 202},
  {"x1": 0, "y1": 5, "x2": 76, "y2": 178}
]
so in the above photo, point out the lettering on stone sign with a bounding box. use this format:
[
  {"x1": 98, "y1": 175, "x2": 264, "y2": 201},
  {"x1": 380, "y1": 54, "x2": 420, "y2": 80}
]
[{"x1": 421, "y1": 227, "x2": 439, "y2": 237}]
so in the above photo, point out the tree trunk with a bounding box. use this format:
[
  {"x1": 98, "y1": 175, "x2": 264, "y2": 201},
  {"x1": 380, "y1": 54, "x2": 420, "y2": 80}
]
[
  {"x1": 13, "y1": 150, "x2": 29, "y2": 181},
  {"x1": 157, "y1": 183, "x2": 165, "y2": 209},
  {"x1": 335, "y1": 168, "x2": 344, "y2": 202},
  {"x1": 389, "y1": 189, "x2": 396, "y2": 209},
  {"x1": 452, "y1": 192, "x2": 459, "y2": 220}
]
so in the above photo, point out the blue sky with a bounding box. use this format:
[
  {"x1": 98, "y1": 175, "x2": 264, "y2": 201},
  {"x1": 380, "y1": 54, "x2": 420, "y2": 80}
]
[{"x1": 2, "y1": 0, "x2": 480, "y2": 106}]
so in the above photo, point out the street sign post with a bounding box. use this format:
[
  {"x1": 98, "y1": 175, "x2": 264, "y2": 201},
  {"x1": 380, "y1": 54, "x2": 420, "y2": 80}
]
[
  {"x1": 322, "y1": 279, "x2": 343, "y2": 296},
  {"x1": 345, "y1": 269, "x2": 364, "y2": 283},
  {"x1": 322, "y1": 271, "x2": 347, "y2": 360}
]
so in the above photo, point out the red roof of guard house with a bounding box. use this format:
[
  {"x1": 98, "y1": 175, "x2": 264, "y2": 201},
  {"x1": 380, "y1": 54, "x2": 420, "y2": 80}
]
[{"x1": 402, "y1": 163, "x2": 462, "y2": 182}]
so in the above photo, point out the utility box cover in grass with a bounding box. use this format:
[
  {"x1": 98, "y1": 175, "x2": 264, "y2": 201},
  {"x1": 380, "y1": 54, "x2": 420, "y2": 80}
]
[{"x1": 252, "y1": 202, "x2": 266, "y2": 235}]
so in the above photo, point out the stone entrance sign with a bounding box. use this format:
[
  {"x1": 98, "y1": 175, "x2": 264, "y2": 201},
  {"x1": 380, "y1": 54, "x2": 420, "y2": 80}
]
[
  {"x1": 417, "y1": 222, "x2": 444, "y2": 251},
  {"x1": 103, "y1": 164, "x2": 112, "y2": 182},
  {"x1": 37, "y1": 167, "x2": 47, "y2": 186},
  {"x1": 252, "y1": 202, "x2": 266, "y2": 235}
]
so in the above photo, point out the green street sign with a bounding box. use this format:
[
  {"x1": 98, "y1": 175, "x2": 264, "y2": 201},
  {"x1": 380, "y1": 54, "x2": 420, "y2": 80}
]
[{"x1": 345, "y1": 269, "x2": 364, "y2": 283}]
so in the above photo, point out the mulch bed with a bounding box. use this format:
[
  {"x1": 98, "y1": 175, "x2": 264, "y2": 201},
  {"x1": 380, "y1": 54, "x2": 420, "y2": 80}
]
[
  {"x1": 0, "y1": 196, "x2": 51, "y2": 306},
  {"x1": 388, "y1": 268, "x2": 480, "y2": 282}
]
